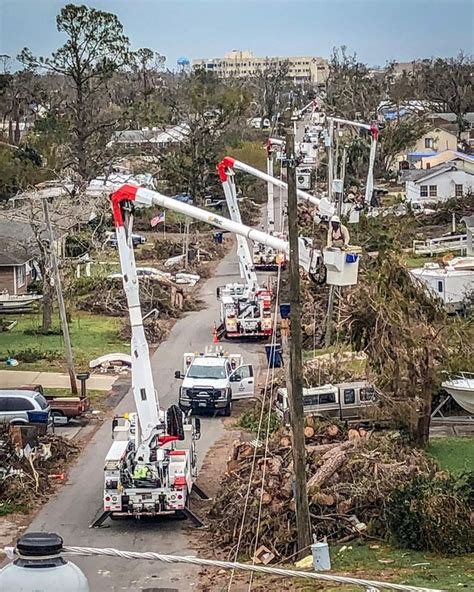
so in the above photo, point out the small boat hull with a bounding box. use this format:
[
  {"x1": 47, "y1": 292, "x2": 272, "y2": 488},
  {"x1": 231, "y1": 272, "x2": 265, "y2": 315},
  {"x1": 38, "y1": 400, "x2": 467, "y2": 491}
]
[{"x1": 441, "y1": 378, "x2": 474, "y2": 414}]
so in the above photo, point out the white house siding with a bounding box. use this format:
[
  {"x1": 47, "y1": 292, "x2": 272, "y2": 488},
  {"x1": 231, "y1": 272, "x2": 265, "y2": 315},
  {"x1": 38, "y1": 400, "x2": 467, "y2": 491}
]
[{"x1": 407, "y1": 170, "x2": 474, "y2": 203}]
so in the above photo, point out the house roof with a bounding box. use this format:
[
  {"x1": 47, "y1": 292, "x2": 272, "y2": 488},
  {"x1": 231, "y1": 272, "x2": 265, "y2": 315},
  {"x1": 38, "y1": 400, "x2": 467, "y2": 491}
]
[
  {"x1": 0, "y1": 237, "x2": 32, "y2": 266},
  {"x1": 430, "y1": 112, "x2": 474, "y2": 125},
  {"x1": 410, "y1": 163, "x2": 474, "y2": 184}
]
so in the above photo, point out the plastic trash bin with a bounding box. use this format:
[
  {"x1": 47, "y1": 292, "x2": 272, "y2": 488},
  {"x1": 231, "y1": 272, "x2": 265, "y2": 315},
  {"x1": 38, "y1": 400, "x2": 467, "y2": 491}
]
[
  {"x1": 214, "y1": 232, "x2": 223, "y2": 244},
  {"x1": 345, "y1": 253, "x2": 358, "y2": 264},
  {"x1": 279, "y1": 303, "x2": 291, "y2": 319},
  {"x1": 265, "y1": 343, "x2": 283, "y2": 368}
]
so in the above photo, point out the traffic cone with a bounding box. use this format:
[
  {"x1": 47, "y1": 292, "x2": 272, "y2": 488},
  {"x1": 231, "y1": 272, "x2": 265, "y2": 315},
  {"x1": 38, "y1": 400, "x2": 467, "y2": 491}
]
[{"x1": 212, "y1": 326, "x2": 219, "y2": 343}]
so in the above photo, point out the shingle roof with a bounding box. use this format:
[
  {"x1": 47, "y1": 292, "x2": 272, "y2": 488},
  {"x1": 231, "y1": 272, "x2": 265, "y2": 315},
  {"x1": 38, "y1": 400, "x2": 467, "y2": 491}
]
[{"x1": 0, "y1": 237, "x2": 32, "y2": 266}]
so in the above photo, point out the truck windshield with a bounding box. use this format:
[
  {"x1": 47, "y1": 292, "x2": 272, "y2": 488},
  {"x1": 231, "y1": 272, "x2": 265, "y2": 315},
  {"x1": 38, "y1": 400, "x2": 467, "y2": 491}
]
[{"x1": 187, "y1": 364, "x2": 226, "y2": 379}]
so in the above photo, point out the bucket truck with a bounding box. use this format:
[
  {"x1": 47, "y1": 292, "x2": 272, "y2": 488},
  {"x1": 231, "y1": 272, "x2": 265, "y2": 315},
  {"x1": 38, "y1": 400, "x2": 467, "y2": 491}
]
[
  {"x1": 217, "y1": 159, "x2": 273, "y2": 340},
  {"x1": 91, "y1": 190, "x2": 206, "y2": 529}
]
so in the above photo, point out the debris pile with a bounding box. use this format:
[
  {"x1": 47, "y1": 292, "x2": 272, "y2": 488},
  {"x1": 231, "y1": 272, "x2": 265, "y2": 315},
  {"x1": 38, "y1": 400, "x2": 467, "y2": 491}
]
[
  {"x1": 208, "y1": 421, "x2": 437, "y2": 558},
  {"x1": 79, "y1": 277, "x2": 203, "y2": 319},
  {"x1": 0, "y1": 427, "x2": 79, "y2": 512}
]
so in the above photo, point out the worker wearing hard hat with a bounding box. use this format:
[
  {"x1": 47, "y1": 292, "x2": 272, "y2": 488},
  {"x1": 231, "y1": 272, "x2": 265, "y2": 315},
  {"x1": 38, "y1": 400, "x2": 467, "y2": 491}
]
[{"x1": 327, "y1": 215, "x2": 350, "y2": 250}]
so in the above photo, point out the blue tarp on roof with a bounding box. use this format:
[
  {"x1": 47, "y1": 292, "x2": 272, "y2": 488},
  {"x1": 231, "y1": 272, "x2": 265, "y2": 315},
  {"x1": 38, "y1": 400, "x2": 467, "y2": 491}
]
[{"x1": 408, "y1": 151, "x2": 438, "y2": 158}]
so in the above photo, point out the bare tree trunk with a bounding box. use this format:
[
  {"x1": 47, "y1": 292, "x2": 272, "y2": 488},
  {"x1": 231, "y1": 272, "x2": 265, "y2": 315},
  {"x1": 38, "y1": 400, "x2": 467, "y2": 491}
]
[{"x1": 41, "y1": 278, "x2": 54, "y2": 333}]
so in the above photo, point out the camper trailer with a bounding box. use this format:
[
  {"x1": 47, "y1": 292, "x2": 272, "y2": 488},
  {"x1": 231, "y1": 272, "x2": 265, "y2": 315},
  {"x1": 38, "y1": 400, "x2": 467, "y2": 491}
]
[{"x1": 275, "y1": 381, "x2": 378, "y2": 424}]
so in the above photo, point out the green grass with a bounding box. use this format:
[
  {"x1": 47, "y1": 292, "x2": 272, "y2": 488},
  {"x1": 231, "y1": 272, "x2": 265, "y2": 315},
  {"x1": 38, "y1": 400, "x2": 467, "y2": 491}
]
[
  {"x1": 311, "y1": 541, "x2": 474, "y2": 591},
  {"x1": 0, "y1": 311, "x2": 127, "y2": 372},
  {"x1": 403, "y1": 255, "x2": 433, "y2": 268},
  {"x1": 428, "y1": 437, "x2": 474, "y2": 473},
  {"x1": 0, "y1": 502, "x2": 28, "y2": 516}
]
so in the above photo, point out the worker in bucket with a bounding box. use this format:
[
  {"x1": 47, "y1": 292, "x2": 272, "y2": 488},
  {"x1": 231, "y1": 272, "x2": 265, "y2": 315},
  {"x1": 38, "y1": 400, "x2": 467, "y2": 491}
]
[{"x1": 327, "y1": 215, "x2": 350, "y2": 250}]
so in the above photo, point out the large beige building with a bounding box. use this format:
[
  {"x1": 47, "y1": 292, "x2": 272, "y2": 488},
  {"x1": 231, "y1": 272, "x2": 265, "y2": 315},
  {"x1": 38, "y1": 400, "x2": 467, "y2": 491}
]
[{"x1": 192, "y1": 50, "x2": 329, "y2": 85}]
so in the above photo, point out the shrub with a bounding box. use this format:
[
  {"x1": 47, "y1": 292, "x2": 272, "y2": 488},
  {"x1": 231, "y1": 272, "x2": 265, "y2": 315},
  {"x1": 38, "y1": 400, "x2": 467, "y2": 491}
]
[
  {"x1": 8, "y1": 348, "x2": 61, "y2": 363},
  {"x1": 386, "y1": 473, "x2": 474, "y2": 555}
]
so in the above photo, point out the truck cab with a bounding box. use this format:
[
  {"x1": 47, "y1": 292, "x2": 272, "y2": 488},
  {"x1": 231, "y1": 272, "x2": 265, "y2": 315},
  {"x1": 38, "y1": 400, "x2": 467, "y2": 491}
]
[{"x1": 176, "y1": 348, "x2": 254, "y2": 416}]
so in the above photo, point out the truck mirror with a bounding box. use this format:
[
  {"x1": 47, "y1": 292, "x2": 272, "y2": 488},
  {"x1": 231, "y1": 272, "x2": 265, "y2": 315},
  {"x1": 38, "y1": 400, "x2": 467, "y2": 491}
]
[
  {"x1": 174, "y1": 370, "x2": 183, "y2": 379},
  {"x1": 194, "y1": 417, "x2": 201, "y2": 440},
  {"x1": 230, "y1": 374, "x2": 241, "y2": 383}
]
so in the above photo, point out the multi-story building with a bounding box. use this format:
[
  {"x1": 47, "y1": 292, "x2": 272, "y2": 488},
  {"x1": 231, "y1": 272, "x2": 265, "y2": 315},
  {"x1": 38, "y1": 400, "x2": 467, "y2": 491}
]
[{"x1": 192, "y1": 50, "x2": 329, "y2": 85}]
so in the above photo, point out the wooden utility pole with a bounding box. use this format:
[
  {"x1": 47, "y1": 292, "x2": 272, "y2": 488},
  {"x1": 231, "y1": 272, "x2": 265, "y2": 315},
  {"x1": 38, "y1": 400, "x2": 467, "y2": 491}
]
[
  {"x1": 284, "y1": 129, "x2": 312, "y2": 557},
  {"x1": 43, "y1": 199, "x2": 78, "y2": 395}
]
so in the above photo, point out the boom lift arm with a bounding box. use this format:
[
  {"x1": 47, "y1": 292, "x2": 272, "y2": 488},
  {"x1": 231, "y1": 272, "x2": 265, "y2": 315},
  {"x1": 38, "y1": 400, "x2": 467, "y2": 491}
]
[
  {"x1": 112, "y1": 195, "x2": 163, "y2": 462},
  {"x1": 217, "y1": 156, "x2": 334, "y2": 218},
  {"x1": 326, "y1": 117, "x2": 379, "y2": 205},
  {"x1": 111, "y1": 184, "x2": 320, "y2": 275}
]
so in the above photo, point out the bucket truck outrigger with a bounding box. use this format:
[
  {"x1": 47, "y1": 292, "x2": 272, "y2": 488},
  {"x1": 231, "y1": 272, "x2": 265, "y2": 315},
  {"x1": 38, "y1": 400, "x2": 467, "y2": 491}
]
[{"x1": 91, "y1": 190, "x2": 206, "y2": 529}]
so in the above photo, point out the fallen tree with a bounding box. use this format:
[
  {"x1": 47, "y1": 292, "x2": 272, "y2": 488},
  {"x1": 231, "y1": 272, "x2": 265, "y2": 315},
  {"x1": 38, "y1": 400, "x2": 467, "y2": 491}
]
[{"x1": 208, "y1": 420, "x2": 448, "y2": 559}]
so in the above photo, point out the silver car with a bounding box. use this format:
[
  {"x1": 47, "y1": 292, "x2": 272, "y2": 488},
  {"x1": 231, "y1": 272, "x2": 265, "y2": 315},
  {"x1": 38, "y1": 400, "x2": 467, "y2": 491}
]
[{"x1": 0, "y1": 390, "x2": 51, "y2": 426}]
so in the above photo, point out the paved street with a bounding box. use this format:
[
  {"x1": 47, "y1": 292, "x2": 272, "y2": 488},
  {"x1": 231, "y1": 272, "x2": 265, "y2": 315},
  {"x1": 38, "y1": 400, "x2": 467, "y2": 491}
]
[
  {"x1": 27, "y1": 244, "x2": 264, "y2": 592},
  {"x1": 0, "y1": 369, "x2": 117, "y2": 391}
]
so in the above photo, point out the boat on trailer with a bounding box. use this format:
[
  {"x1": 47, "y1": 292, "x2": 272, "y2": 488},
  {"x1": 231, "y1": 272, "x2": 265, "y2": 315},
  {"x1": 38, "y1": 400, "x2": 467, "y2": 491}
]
[
  {"x1": 0, "y1": 293, "x2": 43, "y2": 310},
  {"x1": 441, "y1": 372, "x2": 474, "y2": 414}
]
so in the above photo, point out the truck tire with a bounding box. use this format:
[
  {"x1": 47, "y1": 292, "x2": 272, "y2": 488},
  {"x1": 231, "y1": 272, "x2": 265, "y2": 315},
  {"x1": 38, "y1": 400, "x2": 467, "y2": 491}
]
[{"x1": 222, "y1": 400, "x2": 232, "y2": 417}]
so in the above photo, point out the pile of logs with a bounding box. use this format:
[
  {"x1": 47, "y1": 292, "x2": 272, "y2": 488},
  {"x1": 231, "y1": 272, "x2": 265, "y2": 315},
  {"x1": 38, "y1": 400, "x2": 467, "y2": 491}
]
[{"x1": 208, "y1": 420, "x2": 436, "y2": 559}]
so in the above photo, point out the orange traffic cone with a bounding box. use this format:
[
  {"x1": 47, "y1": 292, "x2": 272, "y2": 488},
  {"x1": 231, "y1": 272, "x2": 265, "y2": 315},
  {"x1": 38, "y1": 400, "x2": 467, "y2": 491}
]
[{"x1": 212, "y1": 326, "x2": 219, "y2": 343}]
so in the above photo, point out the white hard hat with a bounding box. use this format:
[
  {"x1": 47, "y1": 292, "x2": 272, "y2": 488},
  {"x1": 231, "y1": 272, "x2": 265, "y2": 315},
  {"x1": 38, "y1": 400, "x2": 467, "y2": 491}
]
[{"x1": 330, "y1": 215, "x2": 340, "y2": 223}]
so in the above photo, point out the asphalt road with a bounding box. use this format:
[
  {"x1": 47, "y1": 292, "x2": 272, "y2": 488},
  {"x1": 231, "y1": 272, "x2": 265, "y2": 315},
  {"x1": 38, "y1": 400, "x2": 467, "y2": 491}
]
[{"x1": 27, "y1": 245, "x2": 264, "y2": 592}]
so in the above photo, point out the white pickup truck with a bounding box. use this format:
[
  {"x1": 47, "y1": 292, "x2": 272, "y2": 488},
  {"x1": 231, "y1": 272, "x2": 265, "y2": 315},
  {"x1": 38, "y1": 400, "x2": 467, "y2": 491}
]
[{"x1": 175, "y1": 348, "x2": 255, "y2": 416}]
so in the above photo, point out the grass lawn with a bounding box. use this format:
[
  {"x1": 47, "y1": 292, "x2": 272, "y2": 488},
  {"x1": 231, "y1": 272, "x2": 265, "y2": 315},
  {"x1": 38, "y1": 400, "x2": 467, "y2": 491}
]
[
  {"x1": 0, "y1": 311, "x2": 127, "y2": 372},
  {"x1": 428, "y1": 437, "x2": 474, "y2": 473},
  {"x1": 311, "y1": 541, "x2": 474, "y2": 592}
]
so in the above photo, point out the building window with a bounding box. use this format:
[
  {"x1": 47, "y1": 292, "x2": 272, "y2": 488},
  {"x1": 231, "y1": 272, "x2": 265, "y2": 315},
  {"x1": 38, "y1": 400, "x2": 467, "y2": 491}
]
[
  {"x1": 425, "y1": 138, "x2": 434, "y2": 149},
  {"x1": 437, "y1": 280, "x2": 444, "y2": 293},
  {"x1": 455, "y1": 184, "x2": 463, "y2": 197},
  {"x1": 16, "y1": 264, "x2": 26, "y2": 289},
  {"x1": 420, "y1": 185, "x2": 428, "y2": 197},
  {"x1": 429, "y1": 185, "x2": 437, "y2": 197}
]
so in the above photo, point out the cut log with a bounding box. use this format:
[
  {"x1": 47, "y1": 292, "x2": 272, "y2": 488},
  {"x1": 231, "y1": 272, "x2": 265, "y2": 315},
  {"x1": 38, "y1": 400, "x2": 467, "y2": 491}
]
[
  {"x1": 326, "y1": 425, "x2": 340, "y2": 438},
  {"x1": 304, "y1": 426, "x2": 315, "y2": 438},
  {"x1": 307, "y1": 448, "x2": 347, "y2": 490},
  {"x1": 306, "y1": 443, "x2": 341, "y2": 456},
  {"x1": 359, "y1": 428, "x2": 368, "y2": 438},
  {"x1": 261, "y1": 491, "x2": 272, "y2": 505},
  {"x1": 311, "y1": 492, "x2": 335, "y2": 506},
  {"x1": 226, "y1": 459, "x2": 240, "y2": 474},
  {"x1": 348, "y1": 429, "x2": 361, "y2": 441},
  {"x1": 336, "y1": 498, "x2": 353, "y2": 514},
  {"x1": 321, "y1": 441, "x2": 353, "y2": 461},
  {"x1": 279, "y1": 436, "x2": 291, "y2": 448},
  {"x1": 269, "y1": 456, "x2": 282, "y2": 476},
  {"x1": 239, "y1": 445, "x2": 254, "y2": 458}
]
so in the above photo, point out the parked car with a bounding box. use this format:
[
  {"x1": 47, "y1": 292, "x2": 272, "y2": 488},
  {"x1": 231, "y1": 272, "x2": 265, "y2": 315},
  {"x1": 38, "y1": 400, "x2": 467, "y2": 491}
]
[
  {"x1": 13, "y1": 384, "x2": 90, "y2": 422},
  {"x1": 106, "y1": 231, "x2": 146, "y2": 248},
  {"x1": 249, "y1": 117, "x2": 270, "y2": 129},
  {"x1": 0, "y1": 389, "x2": 51, "y2": 426}
]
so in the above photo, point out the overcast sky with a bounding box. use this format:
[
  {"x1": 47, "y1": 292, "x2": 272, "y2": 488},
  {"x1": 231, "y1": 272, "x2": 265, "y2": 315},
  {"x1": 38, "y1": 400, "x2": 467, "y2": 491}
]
[{"x1": 1, "y1": 0, "x2": 473, "y2": 70}]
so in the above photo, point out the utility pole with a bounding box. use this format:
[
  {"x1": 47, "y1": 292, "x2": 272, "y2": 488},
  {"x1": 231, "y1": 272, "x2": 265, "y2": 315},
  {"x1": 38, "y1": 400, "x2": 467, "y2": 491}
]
[
  {"x1": 43, "y1": 199, "x2": 78, "y2": 395},
  {"x1": 284, "y1": 128, "x2": 312, "y2": 557},
  {"x1": 266, "y1": 152, "x2": 275, "y2": 233},
  {"x1": 327, "y1": 117, "x2": 334, "y2": 201}
]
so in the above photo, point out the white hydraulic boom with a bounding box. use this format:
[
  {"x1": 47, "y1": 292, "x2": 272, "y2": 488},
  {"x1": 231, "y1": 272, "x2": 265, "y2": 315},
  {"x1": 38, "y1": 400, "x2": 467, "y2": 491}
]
[
  {"x1": 111, "y1": 184, "x2": 320, "y2": 275},
  {"x1": 326, "y1": 117, "x2": 379, "y2": 205},
  {"x1": 217, "y1": 156, "x2": 334, "y2": 218},
  {"x1": 218, "y1": 165, "x2": 258, "y2": 289}
]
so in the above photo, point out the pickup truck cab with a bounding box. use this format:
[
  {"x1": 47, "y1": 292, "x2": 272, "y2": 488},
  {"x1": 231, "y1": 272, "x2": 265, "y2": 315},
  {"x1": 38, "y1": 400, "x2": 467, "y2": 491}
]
[
  {"x1": 175, "y1": 348, "x2": 254, "y2": 416},
  {"x1": 275, "y1": 381, "x2": 378, "y2": 424}
]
